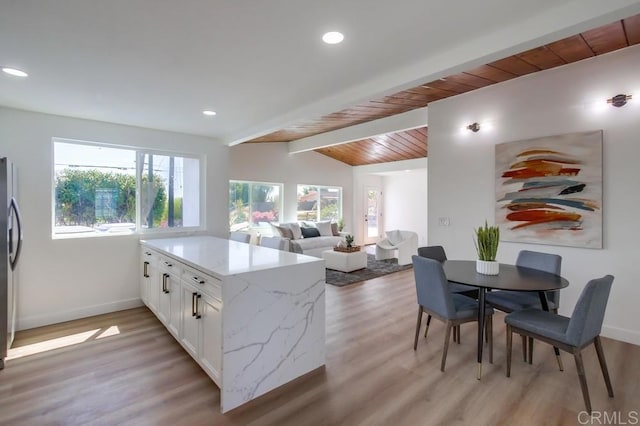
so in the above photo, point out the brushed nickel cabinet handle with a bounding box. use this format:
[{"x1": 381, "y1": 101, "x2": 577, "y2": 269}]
[
  {"x1": 143, "y1": 261, "x2": 149, "y2": 278},
  {"x1": 162, "y1": 273, "x2": 170, "y2": 294},
  {"x1": 195, "y1": 294, "x2": 202, "y2": 319}
]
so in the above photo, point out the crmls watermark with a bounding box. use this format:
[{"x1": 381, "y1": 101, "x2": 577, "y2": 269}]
[{"x1": 578, "y1": 411, "x2": 639, "y2": 425}]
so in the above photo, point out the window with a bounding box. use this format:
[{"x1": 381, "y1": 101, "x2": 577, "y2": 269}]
[
  {"x1": 229, "y1": 181, "x2": 282, "y2": 231},
  {"x1": 139, "y1": 153, "x2": 200, "y2": 229},
  {"x1": 53, "y1": 139, "x2": 202, "y2": 237},
  {"x1": 297, "y1": 185, "x2": 342, "y2": 222}
]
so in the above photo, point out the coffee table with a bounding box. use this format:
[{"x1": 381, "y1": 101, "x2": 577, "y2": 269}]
[{"x1": 322, "y1": 249, "x2": 367, "y2": 273}]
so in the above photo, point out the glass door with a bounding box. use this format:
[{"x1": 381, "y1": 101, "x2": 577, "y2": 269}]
[{"x1": 363, "y1": 186, "x2": 382, "y2": 245}]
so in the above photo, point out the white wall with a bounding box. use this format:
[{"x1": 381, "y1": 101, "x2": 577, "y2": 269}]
[
  {"x1": 428, "y1": 45, "x2": 640, "y2": 344},
  {"x1": 382, "y1": 169, "x2": 428, "y2": 246},
  {"x1": 352, "y1": 158, "x2": 428, "y2": 245},
  {"x1": 0, "y1": 108, "x2": 229, "y2": 330},
  {"x1": 229, "y1": 142, "x2": 353, "y2": 231}
]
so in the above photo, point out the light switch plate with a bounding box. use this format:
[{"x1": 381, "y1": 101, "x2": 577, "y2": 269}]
[{"x1": 438, "y1": 217, "x2": 450, "y2": 227}]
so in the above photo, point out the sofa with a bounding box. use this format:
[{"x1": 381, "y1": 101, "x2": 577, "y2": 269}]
[{"x1": 271, "y1": 221, "x2": 346, "y2": 258}]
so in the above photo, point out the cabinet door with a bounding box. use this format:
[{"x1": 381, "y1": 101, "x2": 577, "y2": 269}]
[
  {"x1": 157, "y1": 272, "x2": 169, "y2": 324},
  {"x1": 199, "y1": 294, "x2": 222, "y2": 381},
  {"x1": 180, "y1": 282, "x2": 200, "y2": 358},
  {"x1": 145, "y1": 261, "x2": 160, "y2": 314},
  {"x1": 168, "y1": 274, "x2": 181, "y2": 337},
  {"x1": 140, "y1": 257, "x2": 149, "y2": 304}
]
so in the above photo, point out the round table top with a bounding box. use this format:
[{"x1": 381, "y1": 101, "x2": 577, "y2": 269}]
[{"x1": 442, "y1": 260, "x2": 569, "y2": 292}]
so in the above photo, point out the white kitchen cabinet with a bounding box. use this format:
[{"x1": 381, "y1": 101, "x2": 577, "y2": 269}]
[
  {"x1": 157, "y1": 258, "x2": 178, "y2": 327},
  {"x1": 180, "y1": 280, "x2": 200, "y2": 359},
  {"x1": 140, "y1": 236, "x2": 325, "y2": 413},
  {"x1": 168, "y1": 275, "x2": 181, "y2": 337},
  {"x1": 198, "y1": 291, "x2": 222, "y2": 380},
  {"x1": 180, "y1": 275, "x2": 222, "y2": 384},
  {"x1": 140, "y1": 249, "x2": 159, "y2": 313}
]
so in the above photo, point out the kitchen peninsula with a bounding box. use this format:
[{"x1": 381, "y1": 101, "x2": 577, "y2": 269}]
[{"x1": 139, "y1": 236, "x2": 326, "y2": 413}]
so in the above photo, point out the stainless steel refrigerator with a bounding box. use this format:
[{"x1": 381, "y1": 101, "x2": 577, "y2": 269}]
[{"x1": 1, "y1": 157, "x2": 23, "y2": 369}]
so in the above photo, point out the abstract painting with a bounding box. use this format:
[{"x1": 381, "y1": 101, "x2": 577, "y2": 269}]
[{"x1": 495, "y1": 130, "x2": 602, "y2": 248}]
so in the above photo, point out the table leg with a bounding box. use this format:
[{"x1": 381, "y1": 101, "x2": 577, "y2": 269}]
[
  {"x1": 477, "y1": 287, "x2": 486, "y2": 380},
  {"x1": 538, "y1": 291, "x2": 564, "y2": 371}
]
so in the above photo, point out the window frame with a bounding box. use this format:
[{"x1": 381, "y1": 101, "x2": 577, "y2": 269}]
[
  {"x1": 296, "y1": 184, "x2": 343, "y2": 223},
  {"x1": 52, "y1": 137, "x2": 205, "y2": 239},
  {"x1": 229, "y1": 180, "x2": 284, "y2": 231},
  {"x1": 136, "y1": 148, "x2": 205, "y2": 236}
]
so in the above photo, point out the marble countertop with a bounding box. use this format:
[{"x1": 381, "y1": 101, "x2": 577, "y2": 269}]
[{"x1": 141, "y1": 235, "x2": 323, "y2": 277}]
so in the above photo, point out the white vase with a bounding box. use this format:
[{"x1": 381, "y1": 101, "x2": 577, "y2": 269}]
[{"x1": 476, "y1": 260, "x2": 499, "y2": 275}]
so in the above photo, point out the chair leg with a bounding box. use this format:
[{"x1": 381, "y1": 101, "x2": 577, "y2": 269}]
[
  {"x1": 594, "y1": 336, "x2": 614, "y2": 397},
  {"x1": 528, "y1": 336, "x2": 534, "y2": 365},
  {"x1": 521, "y1": 335, "x2": 527, "y2": 362},
  {"x1": 457, "y1": 325, "x2": 461, "y2": 344},
  {"x1": 424, "y1": 314, "x2": 432, "y2": 339},
  {"x1": 556, "y1": 349, "x2": 564, "y2": 371},
  {"x1": 414, "y1": 306, "x2": 422, "y2": 351},
  {"x1": 486, "y1": 315, "x2": 493, "y2": 364},
  {"x1": 574, "y1": 351, "x2": 592, "y2": 414},
  {"x1": 441, "y1": 322, "x2": 452, "y2": 372},
  {"x1": 452, "y1": 325, "x2": 457, "y2": 343},
  {"x1": 506, "y1": 324, "x2": 513, "y2": 377}
]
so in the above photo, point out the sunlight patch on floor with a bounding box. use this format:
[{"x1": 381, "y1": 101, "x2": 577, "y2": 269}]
[{"x1": 7, "y1": 326, "x2": 121, "y2": 360}]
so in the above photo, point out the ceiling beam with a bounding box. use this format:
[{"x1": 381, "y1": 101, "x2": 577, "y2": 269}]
[{"x1": 288, "y1": 107, "x2": 428, "y2": 154}]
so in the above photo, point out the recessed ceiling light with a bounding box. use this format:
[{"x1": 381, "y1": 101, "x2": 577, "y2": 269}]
[
  {"x1": 322, "y1": 31, "x2": 344, "y2": 45},
  {"x1": 202, "y1": 110, "x2": 217, "y2": 116},
  {"x1": 2, "y1": 67, "x2": 28, "y2": 77}
]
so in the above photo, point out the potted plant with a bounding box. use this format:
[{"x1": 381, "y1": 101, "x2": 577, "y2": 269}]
[
  {"x1": 334, "y1": 234, "x2": 359, "y2": 252},
  {"x1": 474, "y1": 220, "x2": 500, "y2": 275},
  {"x1": 345, "y1": 234, "x2": 354, "y2": 248}
]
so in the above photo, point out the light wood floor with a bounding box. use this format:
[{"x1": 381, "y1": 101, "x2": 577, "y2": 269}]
[{"x1": 2, "y1": 269, "x2": 639, "y2": 425}]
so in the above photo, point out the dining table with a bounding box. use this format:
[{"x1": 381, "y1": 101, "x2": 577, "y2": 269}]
[{"x1": 442, "y1": 260, "x2": 569, "y2": 379}]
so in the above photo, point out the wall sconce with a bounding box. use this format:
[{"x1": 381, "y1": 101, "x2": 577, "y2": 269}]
[
  {"x1": 607, "y1": 94, "x2": 632, "y2": 107},
  {"x1": 467, "y1": 122, "x2": 480, "y2": 132}
]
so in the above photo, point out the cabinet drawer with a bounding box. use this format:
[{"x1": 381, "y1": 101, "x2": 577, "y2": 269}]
[
  {"x1": 182, "y1": 265, "x2": 221, "y2": 301},
  {"x1": 140, "y1": 248, "x2": 158, "y2": 264},
  {"x1": 158, "y1": 256, "x2": 178, "y2": 273}
]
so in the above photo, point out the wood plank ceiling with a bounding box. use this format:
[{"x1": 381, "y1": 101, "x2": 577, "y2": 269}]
[{"x1": 246, "y1": 14, "x2": 640, "y2": 166}]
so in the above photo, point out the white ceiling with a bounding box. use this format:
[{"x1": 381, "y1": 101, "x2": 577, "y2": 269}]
[{"x1": 1, "y1": 0, "x2": 640, "y2": 145}]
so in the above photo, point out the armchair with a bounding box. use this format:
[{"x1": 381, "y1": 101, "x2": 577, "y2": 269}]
[{"x1": 375, "y1": 230, "x2": 418, "y2": 266}]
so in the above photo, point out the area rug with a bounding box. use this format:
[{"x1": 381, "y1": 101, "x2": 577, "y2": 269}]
[{"x1": 325, "y1": 254, "x2": 412, "y2": 287}]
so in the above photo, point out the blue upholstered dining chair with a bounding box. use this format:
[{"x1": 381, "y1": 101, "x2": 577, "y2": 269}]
[
  {"x1": 259, "y1": 236, "x2": 289, "y2": 251},
  {"x1": 412, "y1": 255, "x2": 493, "y2": 372},
  {"x1": 485, "y1": 250, "x2": 562, "y2": 363},
  {"x1": 418, "y1": 246, "x2": 478, "y2": 296},
  {"x1": 229, "y1": 231, "x2": 251, "y2": 243},
  {"x1": 418, "y1": 245, "x2": 478, "y2": 343},
  {"x1": 505, "y1": 275, "x2": 614, "y2": 414}
]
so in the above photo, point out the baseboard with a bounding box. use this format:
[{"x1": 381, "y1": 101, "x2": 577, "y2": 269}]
[
  {"x1": 602, "y1": 325, "x2": 640, "y2": 346},
  {"x1": 16, "y1": 298, "x2": 144, "y2": 331}
]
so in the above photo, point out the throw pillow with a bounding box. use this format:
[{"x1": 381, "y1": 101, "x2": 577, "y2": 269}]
[
  {"x1": 316, "y1": 220, "x2": 333, "y2": 236},
  {"x1": 272, "y1": 223, "x2": 294, "y2": 240},
  {"x1": 301, "y1": 227, "x2": 320, "y2": 238},
  {"x1": 270, "y1": 223, "x2": 283, "y2": 236},
  {"x1": 331, "y1": 222, "x2": 339, "y2": 236},
  {"x1": 286, "y1": 222, "x2": 303, "y2": 240},
  {"x1": 301, "y1": 221, "x2": 316, "y2": 229},
  {"x1": 386, "y1": 229, "x2": 402, "y2": 245}
]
